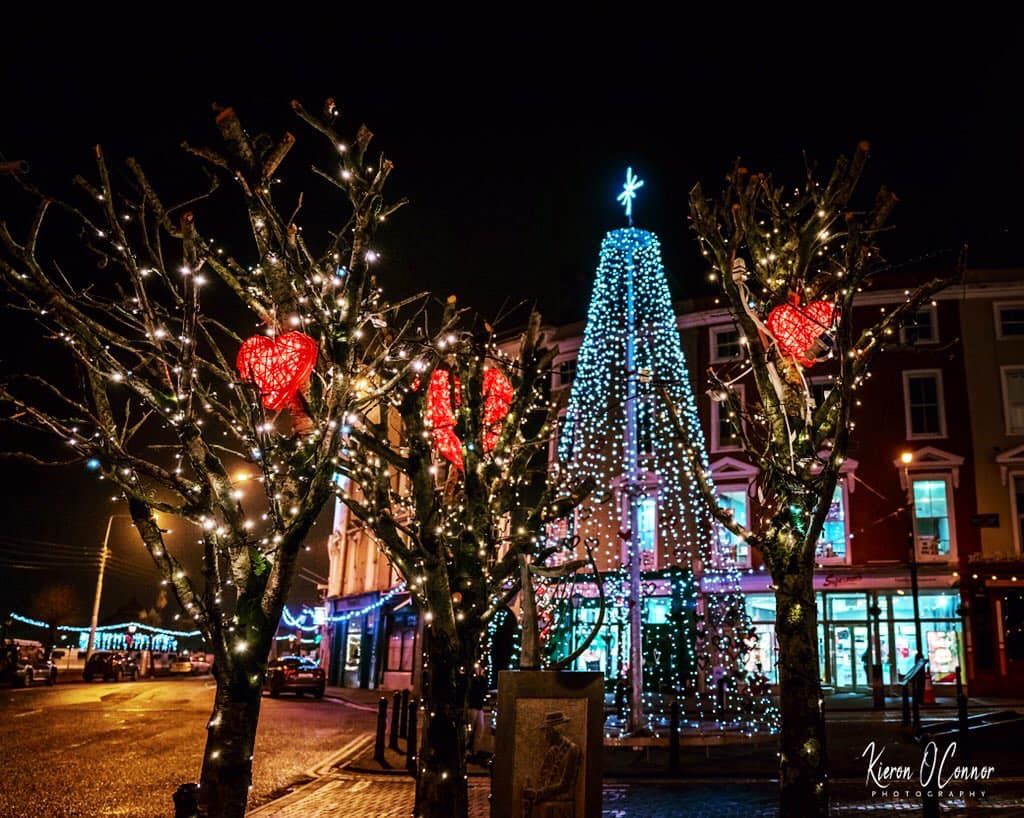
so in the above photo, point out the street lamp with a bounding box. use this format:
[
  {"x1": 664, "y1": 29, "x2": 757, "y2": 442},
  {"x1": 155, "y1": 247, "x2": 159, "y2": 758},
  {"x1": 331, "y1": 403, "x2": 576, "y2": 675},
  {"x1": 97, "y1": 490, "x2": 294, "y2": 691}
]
[{"x1": 86, "y1": 514, "x2": 129, "y2": 659}]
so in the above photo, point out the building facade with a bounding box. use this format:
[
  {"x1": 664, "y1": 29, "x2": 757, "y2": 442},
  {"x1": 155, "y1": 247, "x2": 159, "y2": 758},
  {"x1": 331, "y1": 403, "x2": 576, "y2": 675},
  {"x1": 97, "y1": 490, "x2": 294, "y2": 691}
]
[{"x1": 322, "y1": 270, "x2": 1024, "y2": 695}]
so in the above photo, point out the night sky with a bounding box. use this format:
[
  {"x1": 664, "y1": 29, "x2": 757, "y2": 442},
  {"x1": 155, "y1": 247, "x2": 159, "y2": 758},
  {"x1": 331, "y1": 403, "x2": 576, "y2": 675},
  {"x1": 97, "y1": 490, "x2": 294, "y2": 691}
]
[{"x1": 1, "y1": 22, "x2": 1021, "y2": 624}]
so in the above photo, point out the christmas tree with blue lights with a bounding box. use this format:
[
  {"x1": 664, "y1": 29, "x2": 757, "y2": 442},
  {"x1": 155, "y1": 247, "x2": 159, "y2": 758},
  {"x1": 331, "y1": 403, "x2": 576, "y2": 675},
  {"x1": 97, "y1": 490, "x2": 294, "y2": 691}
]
[{"x1": 556, "y1": 169, "x2": 777, "y2": 734}]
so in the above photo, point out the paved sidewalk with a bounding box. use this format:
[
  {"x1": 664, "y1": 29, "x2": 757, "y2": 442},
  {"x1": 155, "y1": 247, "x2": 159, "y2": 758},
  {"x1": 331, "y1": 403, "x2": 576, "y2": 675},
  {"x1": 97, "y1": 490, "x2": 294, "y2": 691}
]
[{"x1": 249, "y1": 771, "x2": 1024, "y2": 817}]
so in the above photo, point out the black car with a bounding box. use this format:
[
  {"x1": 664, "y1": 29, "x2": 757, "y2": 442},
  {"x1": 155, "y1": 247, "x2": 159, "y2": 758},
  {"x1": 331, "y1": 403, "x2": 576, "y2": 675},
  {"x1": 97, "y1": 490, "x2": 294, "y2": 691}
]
[
  {"x1": 83, "y1": 651, "x2": 140, "y2": 682},
  {"x1": 264, "y1": 656, "x2": 326, "y2": 698}
]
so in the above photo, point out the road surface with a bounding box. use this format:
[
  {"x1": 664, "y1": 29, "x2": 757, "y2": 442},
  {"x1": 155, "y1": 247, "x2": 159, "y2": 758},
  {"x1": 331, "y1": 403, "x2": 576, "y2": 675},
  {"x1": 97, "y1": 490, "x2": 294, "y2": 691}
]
[{"x1": 0, "y1": 677, "x2": 374, "y2": 818}]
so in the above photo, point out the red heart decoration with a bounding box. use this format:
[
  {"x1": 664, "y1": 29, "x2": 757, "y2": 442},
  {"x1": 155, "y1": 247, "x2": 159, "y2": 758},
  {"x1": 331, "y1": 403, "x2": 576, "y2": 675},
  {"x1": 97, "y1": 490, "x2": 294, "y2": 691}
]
[
  {"x1": 237, "y1": 331, "x2": 318, "y2": 410},
  {"x1": 425, "y1": 366, "x2": 513, "y2": 469},
  {"x1": 766, "y1": 297, "x2": 835, "y2": 367}
]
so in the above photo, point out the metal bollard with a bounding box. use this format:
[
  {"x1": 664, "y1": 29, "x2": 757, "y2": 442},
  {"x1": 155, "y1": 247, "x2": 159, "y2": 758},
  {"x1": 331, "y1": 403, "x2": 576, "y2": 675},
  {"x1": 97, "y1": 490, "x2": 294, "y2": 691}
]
[
  {"x1": 668, "y1": 699, "x2": 680, "y2": 775},
  {"x1": 399, "y1": 688, "x2": 410, "y2": 738},
  {"x1": 406, "y1": 699, "x2": 419, "y2": 774},
  {"x1": 912, "y1": 677, "x2": 922, "y2": 736},
  {"x1": 922, "y1": 789, "x2": 940, "y2": 818},
  {"x1": 375, "y1": 696, "x2": 387, "y2": 763},
  {"x1": 390, "y1": 691, "x2": 401, "y2": 750},
  {"x1": 901, "y1": 683, "x2": 911, "y2": 728}
]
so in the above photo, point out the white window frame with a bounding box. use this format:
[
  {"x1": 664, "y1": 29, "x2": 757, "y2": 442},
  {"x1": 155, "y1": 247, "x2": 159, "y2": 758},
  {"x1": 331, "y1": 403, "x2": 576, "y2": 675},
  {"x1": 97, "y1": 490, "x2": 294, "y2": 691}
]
[
  {"x1": 899, "y1": 303, "x2": 939, "y2": 345},
  {"x1": 995, "y1": 300, "x2": 1024, "y2": 341},
  {"x1": 714, "y1": 483, "x2": 752, "y2": 568},
  {"x1": 815, "y1": 480, "x2": 851, "y2": 566},
  {"x1": 709, "y1": 324, "x2": 743, "y2": 364},
  {"x1": 909, "y1": 472, "x2": 957, "y2": 563},
  {"x1": 710, "y1": 384, "x2": 745, "y2": 453},
  {"x1": 1001, "y1": 365, "x2": 1024, "y2": 436},
  {"x1": 902, "y1": 369, "x2": 947, "y2": 440}
]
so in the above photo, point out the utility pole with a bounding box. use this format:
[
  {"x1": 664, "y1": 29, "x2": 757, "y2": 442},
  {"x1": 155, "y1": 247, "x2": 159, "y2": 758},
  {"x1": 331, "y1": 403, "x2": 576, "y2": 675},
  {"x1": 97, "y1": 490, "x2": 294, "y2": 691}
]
[
  {"x1": 623, "y1": 241, "x2": 646, "y2": 735},
  {"x1": 86, "y1": 514, "x2": 120, "y2": 658}
]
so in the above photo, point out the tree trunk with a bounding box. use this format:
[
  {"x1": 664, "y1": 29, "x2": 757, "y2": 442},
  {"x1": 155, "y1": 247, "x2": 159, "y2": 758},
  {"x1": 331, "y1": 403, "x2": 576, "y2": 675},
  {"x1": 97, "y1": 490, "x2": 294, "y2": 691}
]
[
  {"x1": 194, "y1": 675, "x2": 262, "y2": 818},
  {"x1": 415, "y1": 621, "x2": 471, "y2": 818},
  {"x1": 774, "y1": 570, "x2": 828, "y2": 817}
]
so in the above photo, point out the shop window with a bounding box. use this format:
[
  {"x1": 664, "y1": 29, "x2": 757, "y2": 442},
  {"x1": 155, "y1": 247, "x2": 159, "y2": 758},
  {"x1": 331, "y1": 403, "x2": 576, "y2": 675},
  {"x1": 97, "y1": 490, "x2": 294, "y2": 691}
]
[
  {"x1": 903, "y1": 370, "x2": 946, "y2": 439},
  {"x1": 644, "y1": 597, "x2": 671, "y2": 624},
  {"x1": 900, "y1": 304, "x2": 938, "y2": 345},
  {"x1": 827, "y1": 593, "x2": 868, "y2": 621},
  {"x1": 1002, "y1": 366, "x2": 1024, "y2": 435},
  {"x1": 996, "y1": 302, "x2": 1024, "y2": 339},
  {"x1": 924, "y1": 623, "x2": 962, "y2": 683},
  {"x1": 745, "y1": 594, "x2": 776, "y2": 623},
  {"x1": 912, "y1": 477, "x2": 955, "y2": 559},
  {"x1": 816, "y1": 486, "x2": 847, "y2": 562},
  {"x1": 386, "y1": 628, "x2": 415, "y2": 672},
  {"x1": 1003, "y1": 594, "x2": 1024, "y2": 664},
  {"x1": 1015, "y1": 475, "x2": 1024, "y2": 554},
  {"x1": 710, "y1": 325, "x2": 742, "y2": 363},
  {"x1": 710, "y1": 386, "x2": 744, "y2": 452},
  {"x1": 715, "y1": 487, "x2": 750, "y2": 566}
]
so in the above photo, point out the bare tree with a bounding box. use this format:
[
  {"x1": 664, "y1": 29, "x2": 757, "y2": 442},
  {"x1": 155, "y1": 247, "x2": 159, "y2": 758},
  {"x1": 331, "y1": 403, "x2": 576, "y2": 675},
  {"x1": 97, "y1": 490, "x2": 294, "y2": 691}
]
[
  {"x1": 666, "y1": 143, "x2": 949, "y2": 817},
  {"x1": 340, "y1": 308, "x2": 593, "y2": 818},
  {"x1": 0, "y1": 100, "x2": 416, "y2": 817}
]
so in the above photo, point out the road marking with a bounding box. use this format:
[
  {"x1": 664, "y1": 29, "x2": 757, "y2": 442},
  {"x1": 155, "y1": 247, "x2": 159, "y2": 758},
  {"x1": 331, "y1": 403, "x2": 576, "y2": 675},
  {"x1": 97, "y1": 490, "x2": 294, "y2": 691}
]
[{"x1": 13, "y1": 709, "x2": 42, "y2": 718}]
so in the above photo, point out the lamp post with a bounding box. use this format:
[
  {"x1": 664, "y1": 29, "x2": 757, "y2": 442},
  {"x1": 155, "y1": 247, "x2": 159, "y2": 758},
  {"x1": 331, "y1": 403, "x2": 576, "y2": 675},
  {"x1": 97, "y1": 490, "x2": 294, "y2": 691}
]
[{"x1": 86, "y1": 514, "x2": 128, "y2": 659}]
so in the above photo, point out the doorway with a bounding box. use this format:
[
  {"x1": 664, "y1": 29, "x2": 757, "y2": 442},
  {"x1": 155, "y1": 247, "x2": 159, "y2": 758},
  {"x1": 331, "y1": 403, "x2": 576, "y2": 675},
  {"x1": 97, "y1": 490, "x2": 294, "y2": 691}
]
[{"x1": 830, "y1": 623, "x2": 870, "y2": 689}]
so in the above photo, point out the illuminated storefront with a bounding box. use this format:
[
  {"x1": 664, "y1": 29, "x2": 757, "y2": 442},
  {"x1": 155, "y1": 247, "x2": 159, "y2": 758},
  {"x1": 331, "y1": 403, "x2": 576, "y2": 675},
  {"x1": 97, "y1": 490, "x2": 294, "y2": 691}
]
[{"x1": 743, "y1": 588, "x2": 963, "y2": 689}]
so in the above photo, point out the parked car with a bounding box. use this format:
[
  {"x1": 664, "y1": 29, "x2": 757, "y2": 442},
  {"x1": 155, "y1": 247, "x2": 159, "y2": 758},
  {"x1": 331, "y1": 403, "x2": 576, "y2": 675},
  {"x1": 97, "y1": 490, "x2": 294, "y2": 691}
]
[
  {"x1": 169, "y1": 650, "x2": 213, "y2": 676},
  {"x1": 83, "y1": 651, "x2": 140, "y2": 682},
  {"x1": 264, "y1": 656, "x2": 325, "y2": 698},
  {"x1": 0, "y1": 639, "x2": 58, "y2": 687}
]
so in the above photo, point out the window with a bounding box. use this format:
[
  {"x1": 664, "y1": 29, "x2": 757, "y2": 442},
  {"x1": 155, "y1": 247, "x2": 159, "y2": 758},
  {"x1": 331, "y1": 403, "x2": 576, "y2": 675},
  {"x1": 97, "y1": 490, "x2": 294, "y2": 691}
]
[
  {"x1": 710, "y1": 325, "x2": 742, "y2": 363},
  {"x1": 386, "y1": 628, "x2": 415, "y2": 672},
  {"x1": 903, "y1": 370, "x2": 946, "y2": 439},
  {"x1": 996, "y1": 302, "x2": 1024, "y2": 339},
  {"x1": 710, "y1": 385, "x2": 744, "y2": 452},
  {"x1": 715, "y1": 487, "x2": 750, "y2": 567},
  {"x1": 636, "y1": 496, "x2": 657, "y2": 554},
  {"x1": 816, "y1": 486, "x2": 848, "y2": 562},
  {"x1": 557, "y1": 358, "x2": 577, "y2": 388},
  {"x1": 1002, "y1": 366, "x2": 1024, "y2": 435},
  {"x1": 1013, "y1": 474, "x2": 1024, "y2": 555},
  {"x1": 900, "y1": 304, "x2": 938, "y2": 345},
  {"x1": 912, "y1": 477, "x2": 955, "y2": 560}
]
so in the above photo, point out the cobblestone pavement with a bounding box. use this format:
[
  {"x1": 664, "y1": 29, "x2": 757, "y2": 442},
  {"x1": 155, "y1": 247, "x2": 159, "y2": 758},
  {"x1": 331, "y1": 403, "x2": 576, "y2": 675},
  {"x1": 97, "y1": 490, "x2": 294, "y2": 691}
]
[{"x1": 249, "y1": 774, "x2": 1024, "y2": 817}]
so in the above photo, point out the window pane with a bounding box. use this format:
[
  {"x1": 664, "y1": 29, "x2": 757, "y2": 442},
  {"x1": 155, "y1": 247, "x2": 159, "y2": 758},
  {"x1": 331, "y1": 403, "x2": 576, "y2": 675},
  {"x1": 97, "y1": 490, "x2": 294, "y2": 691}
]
[
  {"x1": 717, "y1": 403, "x2": 739, "y2": 448},
  {"x1": 907, "y1": 374, "x2": 941, "y2": 435},
  {"x1": 828, "y1": 593, "x2": 867, "y2": 621},
  {"x1": 903, "y1": 308, "x2": 936, "y2": 344},
  {"x1": 1006, "y1": 369, "x2": 1024, "y2": 434},
  {"x1": 913, "y1": 479, "x2": 951, "y2": 556},
  {"x1": 714, "y1": 327, "x2": 741, "y2": 360},
  {"x1": 388, "y1": 631, "x2": 403, "y2": 671},
  {"x1": 558, "y1": 359, "x2": 577, "y2": 387},
  {"x1": 401, "y1": 630, "x2": 415, "y2": 671},
  {"x1": 745, "y1": 594, "x2": 776, "y2": 622},
  {"x1": 816, "y1": 487, "x2": 846, "y2": 560},
  {"x1": 715, "y1": 489, "x2": 749, "y2": 565},
  {"x1": 637, "y1": 497, "x2": 657, "y2": 552},
  {"x1": 918, "y1": 592, "x2": 957, "y2": 620},
  {"x1": 1000, "y1": 306, "x2": 1024, "y2": 337}
]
